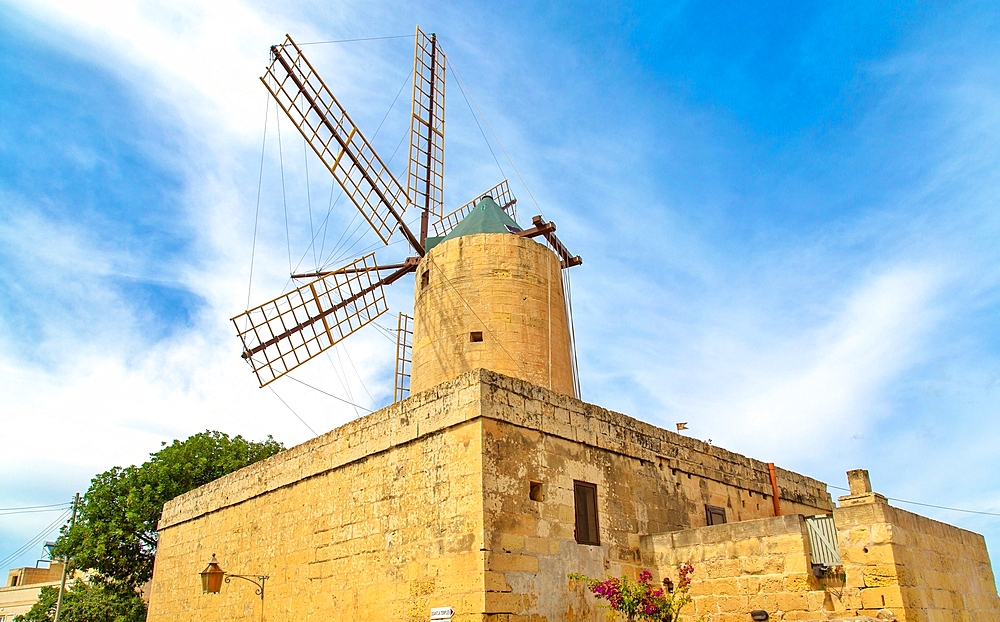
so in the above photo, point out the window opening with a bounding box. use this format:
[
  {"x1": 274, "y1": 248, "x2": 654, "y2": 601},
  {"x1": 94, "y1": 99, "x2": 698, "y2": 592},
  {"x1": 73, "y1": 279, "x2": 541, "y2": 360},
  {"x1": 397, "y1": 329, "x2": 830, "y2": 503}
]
[
  {"x1": 574, "y1": 481, "x2": 600, "y2": 545},
  {"x1": 420, "y1": 270, "x2": 429, "y2": 289},
  {"x1": 705, "y1": 504, "x2": 727, "y2": 526},
  {"x1": 529, "y1": 481, "x2": 544, "y2": 502},
  {"x1": 470, "y1": 331, "x2": 483, "y2": 342}
]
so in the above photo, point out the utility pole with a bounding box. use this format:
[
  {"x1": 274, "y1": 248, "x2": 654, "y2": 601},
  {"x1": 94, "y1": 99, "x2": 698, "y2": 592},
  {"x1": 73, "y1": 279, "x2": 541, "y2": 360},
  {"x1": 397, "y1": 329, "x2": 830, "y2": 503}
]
[{"x1": 53, "y1": 493, "x2": 79, "y2": 622}]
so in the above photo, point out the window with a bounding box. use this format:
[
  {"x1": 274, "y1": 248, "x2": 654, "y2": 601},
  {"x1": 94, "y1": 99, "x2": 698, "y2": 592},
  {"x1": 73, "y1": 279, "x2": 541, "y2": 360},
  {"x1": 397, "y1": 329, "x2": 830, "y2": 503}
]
[
  {"x1": 529, "y1": 481, "x2": 544, "y2": 502},
  {"x1": 705, "y1": 504, "x2": 727, "y2": 526},
  {"x1": 420, "y1": 270, "x2": 430, "y2": 289},
  {"x1": 574, "y1": 481, "x2": 600, "y2": 545},
  {"x1": 469, "y1": 331, "x2": 483, "y2": 342}
]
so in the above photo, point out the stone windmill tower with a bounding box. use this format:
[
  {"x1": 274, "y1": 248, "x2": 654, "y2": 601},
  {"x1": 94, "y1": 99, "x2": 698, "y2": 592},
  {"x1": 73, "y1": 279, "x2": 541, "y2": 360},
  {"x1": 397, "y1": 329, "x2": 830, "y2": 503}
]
[
  {"x1": 411, "y1": 197, "x2": 577, "y2": 396},
  {"x1": 233, "y1": 28, "x2": 582, "y2": 401}
]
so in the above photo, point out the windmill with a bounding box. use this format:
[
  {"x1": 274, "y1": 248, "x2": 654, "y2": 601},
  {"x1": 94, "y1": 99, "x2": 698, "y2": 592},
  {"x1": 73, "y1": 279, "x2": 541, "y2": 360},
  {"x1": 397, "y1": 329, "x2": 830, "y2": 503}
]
[{"x1": 233, "y1": 27, "x2": 581, "y2": 403}]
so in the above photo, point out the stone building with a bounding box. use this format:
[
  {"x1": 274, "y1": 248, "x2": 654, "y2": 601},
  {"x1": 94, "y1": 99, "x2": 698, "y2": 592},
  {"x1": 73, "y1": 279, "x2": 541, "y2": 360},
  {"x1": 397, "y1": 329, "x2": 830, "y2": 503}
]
[
  {"x1": 0, "y1": 562, "x2": 65, "y2": 622},
  {"x1": 147, "y1": 201, "x2": 999, "y2": 621}
]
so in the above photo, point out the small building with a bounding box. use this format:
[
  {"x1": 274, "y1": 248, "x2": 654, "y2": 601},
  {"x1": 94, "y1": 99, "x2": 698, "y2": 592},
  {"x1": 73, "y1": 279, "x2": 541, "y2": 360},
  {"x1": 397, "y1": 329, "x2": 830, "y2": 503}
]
[{"x1": 0, "y1": 563, "x2": 64, "y2": 622}]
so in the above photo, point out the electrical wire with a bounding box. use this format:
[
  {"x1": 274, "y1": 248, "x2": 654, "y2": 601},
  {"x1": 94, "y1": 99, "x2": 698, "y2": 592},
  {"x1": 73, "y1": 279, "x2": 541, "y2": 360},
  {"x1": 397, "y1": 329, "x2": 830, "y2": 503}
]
[
  {"x1": 0, "y1": 507, "x2": 72, "y2": 517},
  {"x1": 0, "y1": 503, "x2": 72, "y2": 512},
  {"x1": 0, "y1": 510, "x2": 72, "y2": 569},
  {"x1": 826, "y1": 484, "x2": 1000, "y2": 517}
]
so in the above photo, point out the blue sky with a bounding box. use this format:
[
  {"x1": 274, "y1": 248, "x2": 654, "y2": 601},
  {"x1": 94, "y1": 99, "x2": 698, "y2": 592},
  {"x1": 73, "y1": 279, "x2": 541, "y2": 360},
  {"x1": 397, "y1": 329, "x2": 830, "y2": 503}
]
[{"x1": 1, "y1": 0, "x2": 998, "y2": 579}]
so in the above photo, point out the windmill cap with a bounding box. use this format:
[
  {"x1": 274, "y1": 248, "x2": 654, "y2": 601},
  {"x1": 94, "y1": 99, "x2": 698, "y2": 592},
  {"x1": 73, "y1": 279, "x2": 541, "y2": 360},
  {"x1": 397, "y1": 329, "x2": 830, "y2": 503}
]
[{"x1": 433, "y1": 196, "x2": 522, "y2": 246}]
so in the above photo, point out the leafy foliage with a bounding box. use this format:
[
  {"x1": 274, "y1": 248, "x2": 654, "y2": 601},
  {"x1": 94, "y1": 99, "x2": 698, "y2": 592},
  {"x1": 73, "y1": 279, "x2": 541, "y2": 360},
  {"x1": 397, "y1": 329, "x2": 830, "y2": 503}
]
[
  {"x1": 50, "y1": 431, "x2": 283, "y2": 593},
  {"x1": 14, "y1": 582, "x2": 145, "y2": 622},
  {"x1": 569, "y1": 564, "x2": 699, "y2": 622}
]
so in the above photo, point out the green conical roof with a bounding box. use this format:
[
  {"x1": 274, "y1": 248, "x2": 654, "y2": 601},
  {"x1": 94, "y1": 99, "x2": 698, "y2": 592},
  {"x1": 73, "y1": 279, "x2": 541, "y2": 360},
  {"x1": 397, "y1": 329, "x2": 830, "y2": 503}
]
[{"x1": 447, "y1": 196, "x2": 521, "y2": 237}]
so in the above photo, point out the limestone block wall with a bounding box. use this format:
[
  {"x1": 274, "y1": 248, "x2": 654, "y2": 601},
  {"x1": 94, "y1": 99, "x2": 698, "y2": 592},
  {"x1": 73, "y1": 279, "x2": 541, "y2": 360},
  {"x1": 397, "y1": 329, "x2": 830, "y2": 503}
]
[
  {"x1": 411, "y1": 233, "x2": 575, "y2": 396},
  {"x1": 642, "y1": 516, "x2": 833, "y2": 622},
  {"x1": 148, "y1": 373, "x2": 489, "y2": 622},
  {"x1": 149, "y1": 369, "x2": 835, "y2": 622},
  {"x1": 476, "y1": 372, "x2": 834, "y2": 621},
  {"x1": 834, "y1": 501, "x2": 1000, "y2": 621}
]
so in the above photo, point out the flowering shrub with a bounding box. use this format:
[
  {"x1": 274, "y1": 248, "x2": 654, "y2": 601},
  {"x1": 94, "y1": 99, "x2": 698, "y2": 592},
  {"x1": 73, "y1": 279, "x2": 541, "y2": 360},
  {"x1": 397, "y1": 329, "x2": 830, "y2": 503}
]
[{"x1": 569, "y1": 563, "x2": 699, "y2": 622}]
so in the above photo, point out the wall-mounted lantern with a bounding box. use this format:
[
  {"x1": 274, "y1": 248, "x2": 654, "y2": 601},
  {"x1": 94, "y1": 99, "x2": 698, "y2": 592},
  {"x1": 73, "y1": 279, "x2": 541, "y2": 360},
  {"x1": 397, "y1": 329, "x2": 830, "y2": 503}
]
[{"x1": 199, "y1": 554, "x2": 269, "y2": 622}]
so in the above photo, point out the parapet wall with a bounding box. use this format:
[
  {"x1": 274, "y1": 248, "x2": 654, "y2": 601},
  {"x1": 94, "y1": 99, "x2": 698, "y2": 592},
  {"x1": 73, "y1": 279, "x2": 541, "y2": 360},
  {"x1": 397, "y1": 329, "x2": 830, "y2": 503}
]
[
  {"x1": 836, "y1": 500, "x2": 1000, "y2": 620},
  {"x1": 642, "y1": 515, "x2": 831, "y2": 621},
  {"x1": 160, "y1": 369, "x2": 832, "y2": 531},
  {"x1": 640, "y1": 497, "x2": 1000, "y2": 621}
]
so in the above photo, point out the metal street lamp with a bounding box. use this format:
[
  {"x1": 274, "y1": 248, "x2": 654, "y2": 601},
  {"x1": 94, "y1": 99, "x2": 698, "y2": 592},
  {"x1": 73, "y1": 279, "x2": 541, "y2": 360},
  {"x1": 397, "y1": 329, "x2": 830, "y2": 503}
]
[{"x1": 200, "y1": 554, "x2": 269, "y2": 622}]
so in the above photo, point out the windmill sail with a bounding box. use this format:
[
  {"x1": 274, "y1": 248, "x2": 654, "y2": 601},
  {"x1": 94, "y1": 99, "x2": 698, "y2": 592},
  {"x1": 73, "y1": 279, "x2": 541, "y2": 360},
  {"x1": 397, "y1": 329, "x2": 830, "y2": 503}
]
[
  {"x1": 394, "y1": 312, "x2": 413, "y2": 403},
  {"x1": 407, "y1": 27, "x2": 447, "y2": 228},
  {"x1": 262, "y1": 36, "x2": 423, "y2": 254},
  {"x1": 233, "y1": 253, "x2": 390, "y2": 387},
  {"x1": 431, "y1": 180, "x2": 518, "y2": 237}
]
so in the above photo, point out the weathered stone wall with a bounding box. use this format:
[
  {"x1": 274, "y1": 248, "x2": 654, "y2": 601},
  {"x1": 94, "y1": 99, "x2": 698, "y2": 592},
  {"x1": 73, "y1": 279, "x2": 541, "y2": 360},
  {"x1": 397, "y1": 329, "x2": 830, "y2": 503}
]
[
  {"x1": 642, "y1": 515, "x2": 833, "y2": 622},
  {"x1": 476, "y1": 372, "x2": 834, "y2": 621},
  {"x1": 149, "y1": 373, "x2": 488, "y2": 622},
  {"x1": 411, "y1": 233, "x2": 575, "y2": 396},
  {"x1": 148, "y1": 369, "x2": 835, "y2": 622},
  {"x1": 637, "y1": 497, "x2": 1000, "y2": 622},
  {"x1": 835, "y1": 501, "x2": 1000, "y2": 621}
]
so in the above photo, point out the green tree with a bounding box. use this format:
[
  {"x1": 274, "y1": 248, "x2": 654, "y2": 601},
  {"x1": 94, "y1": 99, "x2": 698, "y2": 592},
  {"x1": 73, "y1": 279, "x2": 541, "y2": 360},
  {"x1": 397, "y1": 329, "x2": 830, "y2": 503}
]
[
  {"x1": 15, "y1": 582, "x2": 145, "y2": 622},
  {"x1": 50, "y1": 431, "x2": 283, "y2": 600}
]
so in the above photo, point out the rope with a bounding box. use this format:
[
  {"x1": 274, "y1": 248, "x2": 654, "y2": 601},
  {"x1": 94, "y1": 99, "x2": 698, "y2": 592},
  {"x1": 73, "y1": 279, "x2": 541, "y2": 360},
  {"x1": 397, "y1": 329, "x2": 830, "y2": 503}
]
[
  {"x1": 303, "y1": 139, "x2": 317, "y2": 268},
  {"x1": 294, "y1": 35, "x2": 414, "y2": 47},
  {"x1": 826, "y1": 484, "x2": 1000, "y2": 518},
  {"x1": 451, "y1": 64, "x2": 505, "y2": 181},
  {"x1": 425, "y1": 253, "x2": 528, "y2": 378},
  {"x1": 285, "y1": 374, "x2": 374, "y2": 413},
  {"x1": 246, "y1": 94, "x2": 270, "y2": 312},
  {"x1": 451, "y1": 62, "x2": 545, "y2": 217},
  {"x1": 268, "y1": 386, "x2": 319, "y2": 437},
  {"x1": 275, "y1": 106, "x2": 292, "y2": 274},
  {"x1": 563, "y1": 269, "x2": 581, "y2": 398}
]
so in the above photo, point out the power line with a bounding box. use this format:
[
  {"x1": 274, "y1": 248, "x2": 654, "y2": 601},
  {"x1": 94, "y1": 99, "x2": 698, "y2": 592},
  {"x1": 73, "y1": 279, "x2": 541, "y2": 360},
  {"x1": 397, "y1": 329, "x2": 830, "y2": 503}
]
[
  {"x1": 827, "y1": 484, "x2": 1000, "y2": 517},
  {"x1": 0, "y1": 510, "x2": 72, "y2": 569},
  {"x1": 0, "y1": 503, "x2": 72, "y2": 512},
  {"x1": 0, "y1": 507, "x2": 72, "y2": 517}
]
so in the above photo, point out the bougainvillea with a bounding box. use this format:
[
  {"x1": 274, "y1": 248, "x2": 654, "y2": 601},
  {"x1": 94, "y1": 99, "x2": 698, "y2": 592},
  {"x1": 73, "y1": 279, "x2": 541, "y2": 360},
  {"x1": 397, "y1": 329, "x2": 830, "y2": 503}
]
[{"x1": 569, "y1": 563, "x2": 699, "y2": 622}]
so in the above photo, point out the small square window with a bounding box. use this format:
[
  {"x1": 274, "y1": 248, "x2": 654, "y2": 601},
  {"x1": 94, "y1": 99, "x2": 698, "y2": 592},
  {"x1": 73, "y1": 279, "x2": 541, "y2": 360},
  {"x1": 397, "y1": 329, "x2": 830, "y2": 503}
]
[
  {"x1": 530, "y1": 481, "x2": 544, "y2": 502},
  {"x1": 706, "y1": 504, "x2": 727, "y2": 526},
  {"x1": 420, "y1": 270, "x2": 430, "y2": 289},
  {"x1": 470, "y1": 331, "x2": 483, "y2": 342},
  {"x1": 574, "y1": 481, "x2": 600, "y2": 545}
]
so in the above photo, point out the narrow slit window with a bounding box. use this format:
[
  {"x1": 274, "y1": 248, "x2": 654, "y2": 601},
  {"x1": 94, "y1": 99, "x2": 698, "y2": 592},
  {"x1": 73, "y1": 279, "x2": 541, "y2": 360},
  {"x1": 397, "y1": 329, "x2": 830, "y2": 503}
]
[
  {"x1": 705, "y1": 504, "x2": 727, "y2": 526},
  {"x1": 530, "y1": 481, "x2": 544, "y2": 502},
  {"x1": 470, "y1": 331, "x2": 483, "y2": 342},
  {"x1": 420, "y1": 270, "x2": 430, "y2": 289},
  {"x1": 574, "y1": 481, "x2": 600, "y2": 545}
]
